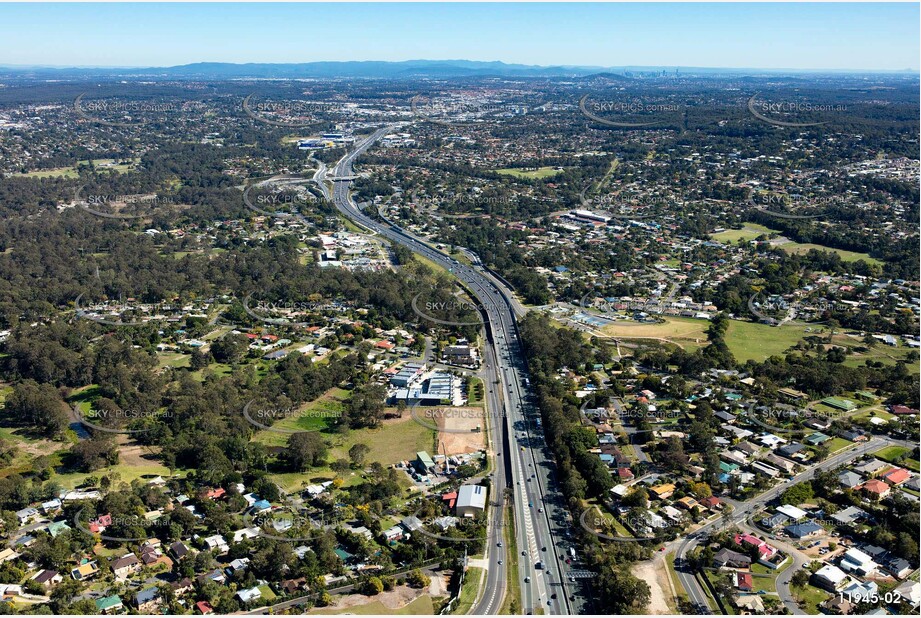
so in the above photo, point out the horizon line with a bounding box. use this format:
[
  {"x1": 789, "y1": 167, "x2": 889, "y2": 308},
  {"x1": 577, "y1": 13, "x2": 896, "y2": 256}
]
[{"x1": 1, "y1": 59, "x2": 918, "y2": 75}]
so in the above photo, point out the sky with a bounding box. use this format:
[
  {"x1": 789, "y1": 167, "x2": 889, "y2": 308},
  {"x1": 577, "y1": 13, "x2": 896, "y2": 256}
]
[{"x1": 0, "y1": 3, "x2": 918, "y2": 71}]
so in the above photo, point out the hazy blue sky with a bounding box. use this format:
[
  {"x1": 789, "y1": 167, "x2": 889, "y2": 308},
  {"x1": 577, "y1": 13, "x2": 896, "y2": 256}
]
[{"x1": 1, "y1": 3, "x2": 918, "y2": 71}]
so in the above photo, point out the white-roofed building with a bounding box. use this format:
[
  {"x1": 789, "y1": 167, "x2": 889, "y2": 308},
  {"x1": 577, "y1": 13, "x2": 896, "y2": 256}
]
[
  {"x1": 456, "y1": 484, "x2": 487, "y2": 517},
  {"x1": 840, "y1": 547, "x2": 878, "y2": 576},
  {"x1": 812, "y1": 564, "x2": 848, "y2": 591},
  {"x1": 777, "y1": 505, "x2": 807, "y2": 520}
]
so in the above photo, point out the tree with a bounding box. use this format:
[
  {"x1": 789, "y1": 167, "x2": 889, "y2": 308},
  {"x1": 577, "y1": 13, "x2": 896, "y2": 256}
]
[
  {"x1": 70, "y1": 437, "x2": 119, "y2": 471},
  {"x1": 3, "y1": 380, "x2": 69, "y2": 438},
  {"x1": 406, "y1": 569, "x2": 430, "y2": 588},
  {"x1": 348, "y1": 443, "x2": 371, "y2": 468},
  {"x1": 362, "y1": 577, "x2": 384, "y2": 596},
  {"x1": 621, "y1": 487, "x2": 649, "y2": 508},
  {"x1": 791, "y1": 569, "x2": 810, "y2": 588},
  {"x1": 690, "y1": 482, "x2": 712, "y2": 500},
  {"x1": 330, "y1": 458, "x2": 351, "y2": 477},
  {"x1": 343, "y1": 384, "x2": 387, "y2": 429},
  {"x1": 595, "y1": 565, "x2": 651, "y2": 613},
  {"x1": 190, "y1": 349, "x2": 211, "y2": 370},
  {"x1": 210, "y1": 333, "x2": 251, "y2": 364},
  {"x1": 283, "y1": 432, "x2": 328, "y2": 471},
  {"x1": 781, "y1": 482, "x2": 814, "y2": 506}
]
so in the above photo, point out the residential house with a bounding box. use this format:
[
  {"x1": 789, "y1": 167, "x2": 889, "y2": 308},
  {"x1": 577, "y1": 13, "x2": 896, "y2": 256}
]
[
  {"x1": 713, "y1": 548, "x2": 751, "y2": 569},
  {"x1": 236, "y1": 586, "x2": 262, "y2": 604},
  {"x1": 886, "y1": 557, "x2": 913, "y2": 580},
  {"x1": 831, "y1": 506, "x2": 868, "y2": 526},
  {"x1": 70, "y1": 561, "x2": 99, "y2": 581},
  {"x1": 699, "y1": 496, "x2": 723, "y2": 511},
  {"x1": 837, "y1": 471, "x2": 862, "y2": 489},
  {"x1": 860, "y1": 479, "x2": 891, "y2": 500},
  {"x1": 384, "y1": 525, "x2": 404, "y2": 543},
  {"x1": 784, "y1": 521, "x2": 824, "y2": 539},
  {"x1": 882, "y1": 467, "x2": 911, "y2": 486},
  {"x1": 172, "y1": 577, "x2": 194, "y2": 596},
  {"x1": 735, "y1": 595, "x2": 765, "y2": 613},
  {"x1": 195, "y1": 601, "x2": 215, "y2": 615},
  {"x1": 170, "y1": 541, "x2": 191, "y2": 560},
  {"x1": 30, "y1": 570, "x2": 62, "y2": 588},
  {"x1": 203, "y1": 534, "x2": 229, "y2": 554},
  {"x1": 854, "y1": 459, "x2": 887, "y2": 477},
  {"x1": 776, "y1": 505, "x2": 807, "y2": 520},
  {"x1": 0, "y1": 549, "x2": 19, "y2": 565},
  {"x1": 839, "y1": 548, "x2": 878, "y2": 576},
  {"x1": 95, "y1": 595, "x2": 123, "y2": 615},
  {"x1": 111, "y1": 553, "x2": 141, "y2": 581},
  {"x1": 812, "y1": 564, "x2": 848, "y2": 592},
  {"x1": 649, "y1": 483, "x2": 675, "y2": 500},
  {"x1": 135, "y1": 587, "x2": 161, "y2": 613},
  {"x1": 15, "y1": 508, "x2": 38, "y2": 525}
]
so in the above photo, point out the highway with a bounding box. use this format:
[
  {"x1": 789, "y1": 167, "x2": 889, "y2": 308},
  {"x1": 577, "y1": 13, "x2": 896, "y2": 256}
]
[{"x1": 319, "y1": 125, "x2": 575, "y2": 615}]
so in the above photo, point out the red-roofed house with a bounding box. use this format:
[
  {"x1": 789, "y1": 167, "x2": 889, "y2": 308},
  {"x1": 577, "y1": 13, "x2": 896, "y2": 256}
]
[
  {"x1": 736, "y1": 572, "x2": 753, "y2": 591},
  {"x1": 700, "y1": 496, "x2": 723, "y2": 511},
  {"x1": 89, "y1": 514, "x2": 112, "y2": 533},
  {"x1": 375, "y1": 340, "x2": 395, "y2": 350},
  {"x1": 204, "y1": 488, "x2": 226, "y2": 500},
  {"x1": 442, "y1": 491, "x2": 457, "y2": 509},
  {"x1": 861, "y1": 479, "x2": 891, "y2": 499},
  {"x1": 890, "y1": 405, "x2": 919, "y2": 415},
  {"x1": 617, "y1": 468, "x2": 635, "y2": 481},
  {"x1": 195, "y1": 601, "x2": 214, "y2": 615},
  {"x1": 883, "y1": 468, "x2": 911, "y2": 485},
  {"x1": 734, "y1": 534, "x2": 778, "y2": 559}
]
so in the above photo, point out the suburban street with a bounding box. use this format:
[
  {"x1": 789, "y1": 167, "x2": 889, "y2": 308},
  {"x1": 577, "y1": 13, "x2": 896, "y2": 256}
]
[{"x1": 675, "y1": 436, "x2": 892, "y2": 613}]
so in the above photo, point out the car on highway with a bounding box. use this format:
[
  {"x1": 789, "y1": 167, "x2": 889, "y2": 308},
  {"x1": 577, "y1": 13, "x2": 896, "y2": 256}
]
[
  {"x1": 497, "y1": 542, "x2": 502, "y2": 547},
  {"x1": 524, "y1": 576, "x2": 530, "y2": 583}
]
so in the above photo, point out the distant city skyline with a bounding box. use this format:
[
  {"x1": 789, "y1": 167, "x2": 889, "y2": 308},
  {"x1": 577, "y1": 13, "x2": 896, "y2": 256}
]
[{"x1": 1, "y1": 3, "x2": 918, "y2": 72}]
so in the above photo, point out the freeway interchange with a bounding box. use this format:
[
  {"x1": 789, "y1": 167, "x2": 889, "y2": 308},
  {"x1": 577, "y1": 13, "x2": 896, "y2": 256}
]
[{"x1": 319, "y1": 126, "x2": 577, "y2": 615}]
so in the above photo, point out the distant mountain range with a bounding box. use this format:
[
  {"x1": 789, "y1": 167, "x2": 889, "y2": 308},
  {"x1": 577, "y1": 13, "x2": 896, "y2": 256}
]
[{"x1": 0, "y1": 60, "x2": 917, "y2": 80}]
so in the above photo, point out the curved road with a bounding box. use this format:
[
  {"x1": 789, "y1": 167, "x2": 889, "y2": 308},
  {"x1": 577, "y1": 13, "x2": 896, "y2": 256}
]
[
  {"x1": 321, "y1": 125, "x2": 575, "y2": 615},
  {"x1": 675, "y1": 436, "x2": 889, "y2": 614}
]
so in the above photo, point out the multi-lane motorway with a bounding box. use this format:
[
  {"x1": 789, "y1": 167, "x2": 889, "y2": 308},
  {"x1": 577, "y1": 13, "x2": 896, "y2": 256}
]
[{"x1": 318, "y1": 125, "x2": 576, "y2": 615}]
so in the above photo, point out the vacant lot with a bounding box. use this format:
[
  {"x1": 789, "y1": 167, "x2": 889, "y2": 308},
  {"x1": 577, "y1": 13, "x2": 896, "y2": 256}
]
[
  {"x1": 632, "y1": 555, "x2": 677, "y2": 614},
  {"x1": 601, "y1": 316, "x2": 708, "y2": 344},
  {"x1": 711, "y1": 222, "x2": 882, "y2": 265},
  {"x1": 267, "y1": 417, "x2": 435, "y2": 493},
  {"x1": 724, "y1": 320, "x2": 812, "y2": 362},
  {"x1": 494, "y1": 166, "x2": 563, "y2": 179},
  {"x1": 313, "y1": 589, "x2": 437, "y2": 615},
  {"x1": 432, "y1": 406, "x2": 486, "y2": 455},
  {"x1": 251, "y1": 388, "x2": 348, "y2": 447},
  {"x1": 13, "y1": 166, "x2": 80, "y2": 179},
  {"x1": 777, "y1": 241, "x2": 882, "y2": 266},
  {"x1": 600, "y1": 315, "x2": 812, "y2": 362},
  {"x1": 710, "y1": 223, "x2": 778, "y2": 244}
]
